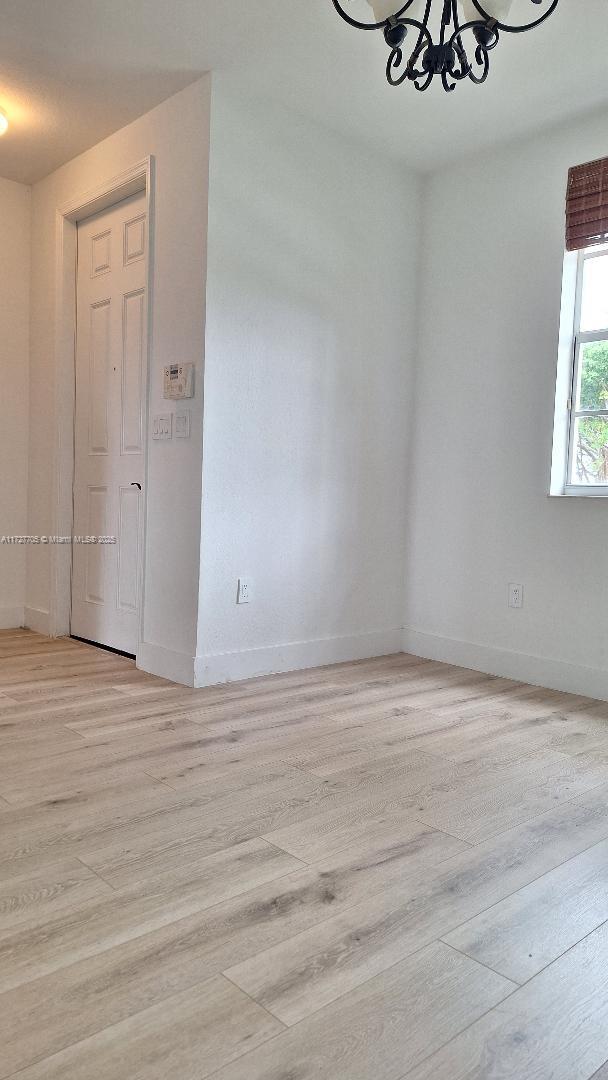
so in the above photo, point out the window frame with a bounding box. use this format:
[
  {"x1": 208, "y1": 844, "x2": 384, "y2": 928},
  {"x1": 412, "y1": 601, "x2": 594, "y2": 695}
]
[{"x1": 563, "y1": 245, "x2": 608, "y2": 497}]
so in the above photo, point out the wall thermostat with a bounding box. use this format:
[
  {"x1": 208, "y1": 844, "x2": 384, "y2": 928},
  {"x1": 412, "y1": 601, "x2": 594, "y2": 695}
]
[{"x1": 163, "y1": 363, "x2": 194, "y2": 400}]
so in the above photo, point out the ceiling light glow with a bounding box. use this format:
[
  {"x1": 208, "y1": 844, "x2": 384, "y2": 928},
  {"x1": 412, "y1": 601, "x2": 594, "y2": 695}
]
[{"x1": 0, "y1": 109, "x2": 8, "y2": 136}]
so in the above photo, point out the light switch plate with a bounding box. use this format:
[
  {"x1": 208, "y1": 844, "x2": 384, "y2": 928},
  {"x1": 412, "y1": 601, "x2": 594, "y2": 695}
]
[
  {"x1": 237, "y1": 578, "x2": 252, "y2": 604},
  {"x1": 175, "y1": 410, "x2": 191, "y2": 439},
  {"x1": 152, "y1": 414, "x2": 173, "y2": 440}
]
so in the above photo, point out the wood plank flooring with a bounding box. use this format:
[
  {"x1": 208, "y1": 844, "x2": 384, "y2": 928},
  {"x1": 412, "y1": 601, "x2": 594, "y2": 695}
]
[{"x1": 3, "y1": 631, "x2": 608, "y2": 1078}]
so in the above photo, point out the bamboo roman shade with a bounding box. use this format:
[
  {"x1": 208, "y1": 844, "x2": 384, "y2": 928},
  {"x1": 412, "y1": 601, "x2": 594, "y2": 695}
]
[{"x1": 566, "y1": 156, "x2": 608, "y2": 252}]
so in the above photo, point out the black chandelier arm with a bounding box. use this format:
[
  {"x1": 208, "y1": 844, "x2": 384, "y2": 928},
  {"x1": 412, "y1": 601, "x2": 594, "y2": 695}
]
[
  {"x1": 386, "y1": 48, "x2": 412, "y2": 86},
  {"x1": 448, "y1": 46, "x2": 473, "y2": 82},
  {"x1": 387, "y1": 54, "x2": 405, "y2": 85},
  {"x1": 331, "y1": 0, "x2": 418, "y2": 31},
  {"x1": 465, "y1": 0, "x2": 560, "y2": 34},
  {"x1": 449, "y1": 0, "x2": 473, "y2": 78},
  {"x1": 412, "y1": 0, "x2": 433, "y2": 64},
  {"x1": 413, "y1": 68, "x2": 434, "y2": 91},
  {"x1": 468, "y1": 41, "x2": 491, "y2": 82},
  {"x1": 448, "y1": 53, "x2": 472, "y2": 80},
  {"x1": 439, "y1": 0, "x2": 448, "y2": 45},
  {"x1": 385, "y1": 16, "x2": 433, "y2": 86},
  {"x1": 450, "y1": 0, "x2": 463, "y2": 41},
  {"x1": 441, "y1": 68, "x2": 457, "y2": 92},
  {"x1": 444, "y1": 12, "x2": 493, "y2": 82},
  {"x1": 447, "y1": 18, "x2": 496, "y2": 51}
]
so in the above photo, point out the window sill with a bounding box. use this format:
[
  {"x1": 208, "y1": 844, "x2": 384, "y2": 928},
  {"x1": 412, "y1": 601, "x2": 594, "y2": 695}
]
[{"x1": 549, "y1": 491, "x2": 608, "y2": 499}]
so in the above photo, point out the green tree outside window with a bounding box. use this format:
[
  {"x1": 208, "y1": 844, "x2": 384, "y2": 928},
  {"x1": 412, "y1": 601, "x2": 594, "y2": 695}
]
[{"x1": 576, "y1": 340, "x2": 608, "y2": 484}]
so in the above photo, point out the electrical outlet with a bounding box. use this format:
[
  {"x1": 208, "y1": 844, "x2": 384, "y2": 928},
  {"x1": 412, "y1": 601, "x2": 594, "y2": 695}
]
[
  {"x1": 509, "y1": 583, "x2": 524, "y2": 610},
  {"x1": 237, "y1": 578, "x2": 252, "y2": 604}
]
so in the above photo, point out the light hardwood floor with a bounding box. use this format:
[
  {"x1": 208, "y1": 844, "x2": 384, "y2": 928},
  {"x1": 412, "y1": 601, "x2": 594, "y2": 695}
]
[{"x1": 3, "y1": 631, "x2": 608, "y2": 1078}]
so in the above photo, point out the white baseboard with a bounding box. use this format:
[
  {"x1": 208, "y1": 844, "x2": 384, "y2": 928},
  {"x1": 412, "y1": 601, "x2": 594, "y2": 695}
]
[
  {"x1": 0, "y1": 606, "x2": 24, "y2": 630},
  {"x1": 137, "y1": 641, "x2": 196, "y2": 687},
  {"x1": 195, "y1": 627, "x2": 404, "y2": 688},
  {"x1": 402, "y1": 626, "x2": 608, "y2": 703},
  {"x1": 23, "y1": 606, "x2": 50, "y2": 635}
]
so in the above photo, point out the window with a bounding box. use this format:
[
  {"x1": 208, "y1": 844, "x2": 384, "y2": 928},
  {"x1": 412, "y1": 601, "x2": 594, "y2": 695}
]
[
  {"x1": 553, "y1": 156, "x2": 608, "y2": 496},
  {"x1": 564, "y1": 244, "x2": 608, "y2": 495}
]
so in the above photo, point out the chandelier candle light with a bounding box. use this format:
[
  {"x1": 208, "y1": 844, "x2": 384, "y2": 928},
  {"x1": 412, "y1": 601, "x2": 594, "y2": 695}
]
[{"x1": 333, "y1": 0, "x2": 559, "y2": 92}]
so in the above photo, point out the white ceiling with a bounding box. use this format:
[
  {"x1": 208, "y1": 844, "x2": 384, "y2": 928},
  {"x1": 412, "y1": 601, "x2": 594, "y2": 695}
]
[{"x1": 0, "y1": 0, "x2": 606, "y2": 185}]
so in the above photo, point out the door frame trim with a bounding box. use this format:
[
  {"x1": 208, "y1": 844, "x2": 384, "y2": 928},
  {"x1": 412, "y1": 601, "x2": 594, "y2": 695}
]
[{"x1": 51, "y1": 156, "x2": 154, "y2": 660}]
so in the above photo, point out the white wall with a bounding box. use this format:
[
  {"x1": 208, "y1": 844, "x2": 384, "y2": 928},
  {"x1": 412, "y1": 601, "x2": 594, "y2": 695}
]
[
  {"x1": 197, "y1": 84, "x2": 421, "y2": 685},
  {"x1": 0, "y1": 178, "x2": 30, "y2": 628},
  {"x1": 404, "y1": 108, "x2": 608, "y2": 700},
  {"x1": 21, "y1": 68, "x2": 605, "y2": 699},
  {"x1": 26, "y1": 78, "x2": 211, "y2": 679}
]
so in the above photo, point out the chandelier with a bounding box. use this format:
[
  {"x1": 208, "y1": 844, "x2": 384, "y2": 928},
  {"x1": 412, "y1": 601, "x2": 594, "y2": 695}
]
[{"x1": 332, "y1": 0, "x2": 559, "y2": 92}]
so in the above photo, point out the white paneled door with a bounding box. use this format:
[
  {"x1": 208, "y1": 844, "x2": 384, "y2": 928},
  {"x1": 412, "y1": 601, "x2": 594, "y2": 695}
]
[{"x1": 71, "y1": 192, "x2": 147, "y2": 655}]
